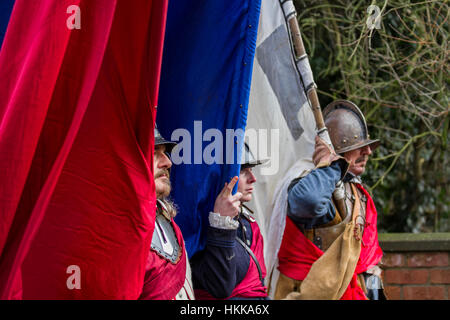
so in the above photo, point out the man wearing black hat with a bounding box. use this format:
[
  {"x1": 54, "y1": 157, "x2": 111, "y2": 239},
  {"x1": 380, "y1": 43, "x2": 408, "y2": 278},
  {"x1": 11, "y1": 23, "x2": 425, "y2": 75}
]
[
  {"x1": 271, "y1": 100, "x2": 386, "y2": 300},
  {"x1": 138, "y1": 126, "x2": 194, "y2": 300},
  {"x1": 191, "y1": 142, "x2": 269, "y2": 300}
]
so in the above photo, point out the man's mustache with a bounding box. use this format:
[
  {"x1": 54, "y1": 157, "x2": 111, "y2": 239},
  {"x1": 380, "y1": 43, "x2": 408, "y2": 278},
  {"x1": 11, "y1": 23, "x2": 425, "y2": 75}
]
[
  {"x1": 155, "y1": 169, "x2": 170, "y2": 179},
  {"x1": 355, "y1": 156, "x2": 368, "y2": 164}
]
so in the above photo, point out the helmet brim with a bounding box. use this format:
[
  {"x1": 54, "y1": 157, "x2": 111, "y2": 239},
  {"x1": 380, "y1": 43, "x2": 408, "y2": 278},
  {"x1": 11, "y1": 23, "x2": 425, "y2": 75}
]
[
  {"x1": 155, "y1": 138, "x2": 177, "y2": 153},
  {"x1": 336, "y1": 139, "x2": 380, "y2": 154},
  {"x1": 241, "y1": 158, "x2": 269, "y2": 169}
]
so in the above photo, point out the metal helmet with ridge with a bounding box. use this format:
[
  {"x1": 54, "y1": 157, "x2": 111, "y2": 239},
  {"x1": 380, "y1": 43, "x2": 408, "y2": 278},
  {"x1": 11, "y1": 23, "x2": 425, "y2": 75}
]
[{"x1": 323, "y1": 100, "x2": 380, "y2": 154}]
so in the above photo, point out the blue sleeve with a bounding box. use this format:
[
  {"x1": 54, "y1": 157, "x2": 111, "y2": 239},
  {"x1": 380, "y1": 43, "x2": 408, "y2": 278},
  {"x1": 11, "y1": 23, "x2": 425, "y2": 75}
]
[
  {"x1": 190, "y1": 227, "x2": 240, "y2": 298},
  {"x1": 287, "y1": 161, "x2": 343, "y2": 229}
]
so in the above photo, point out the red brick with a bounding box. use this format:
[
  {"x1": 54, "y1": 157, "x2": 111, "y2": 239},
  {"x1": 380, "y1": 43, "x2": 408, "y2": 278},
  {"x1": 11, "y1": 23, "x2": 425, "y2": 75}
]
[
  {"x1": 430, "y1": 269, "x2": 450, "y2": 284},
  {"x1": 403, "y1": 286, "x2": 445, "y2": 300},
  {"x1": 383, "y1": 253, "x2": 405, "y2": 267},
  {"x1": 384, "y1": 269, "x2": 429, "y2": 284},
  {"x1": 407, "y1": 253, "x2": 448, "y2": 267},
  {"x1": 385, "y1": 286, "x2": 402, "y2": 300}
]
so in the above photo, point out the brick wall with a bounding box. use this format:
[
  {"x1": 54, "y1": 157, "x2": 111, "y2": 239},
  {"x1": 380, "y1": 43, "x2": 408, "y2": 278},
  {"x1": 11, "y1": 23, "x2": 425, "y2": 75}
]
[{"x1": 379, "y1": 233, "x2": 450, "y2": 300}]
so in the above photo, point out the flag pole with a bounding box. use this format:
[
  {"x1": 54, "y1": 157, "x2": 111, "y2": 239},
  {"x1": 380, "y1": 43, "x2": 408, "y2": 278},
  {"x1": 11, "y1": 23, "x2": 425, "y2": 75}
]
[
  {"x1": 283, "y1": 2, "x2": 347, "y2": 220},
  {"x1": 286, "y1": 13, "x2": 331, "y2": 145}
]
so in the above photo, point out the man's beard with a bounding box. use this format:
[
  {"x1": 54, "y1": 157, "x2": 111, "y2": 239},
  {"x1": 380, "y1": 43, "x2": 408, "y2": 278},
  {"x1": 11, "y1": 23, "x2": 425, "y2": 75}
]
[
  {"x1": 158, "y1": 198, "x2": 178, "y2": 218},
  {"x1": 155, "y1": 169, "x2": 171, "y2": 198},
  {"x1": 155, "y1": 168, "x2": 170, "y2": 180}
]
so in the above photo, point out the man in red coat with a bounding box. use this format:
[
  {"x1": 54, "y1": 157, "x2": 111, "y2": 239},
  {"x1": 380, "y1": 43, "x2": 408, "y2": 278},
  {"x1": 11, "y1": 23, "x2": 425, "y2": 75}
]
[
  {"x1": 271, "y1": 100, "x2": 385, "y2": 300},
  {"x1": 139, "y1": 127, "x2": 194, "y2": 300}
]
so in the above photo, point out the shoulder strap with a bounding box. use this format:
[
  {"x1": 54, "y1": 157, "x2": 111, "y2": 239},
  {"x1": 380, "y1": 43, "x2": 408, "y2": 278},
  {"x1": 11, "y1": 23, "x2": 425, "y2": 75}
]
[
  {"x1": 236, "y1": 237, "x2": 263, "y2": 282},
  {"x1": 350, "y1": 183, "x2": 361, "y2": 221},
  {"x1": 240, "y1": 205, "x2": 256, "y2": 222},
  {"x1": 350, "y1": 183, "x2": 365, "y2": 241}
]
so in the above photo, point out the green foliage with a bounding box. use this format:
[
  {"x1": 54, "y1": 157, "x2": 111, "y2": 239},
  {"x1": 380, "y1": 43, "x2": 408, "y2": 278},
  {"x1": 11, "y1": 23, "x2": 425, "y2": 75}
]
[{"x1": 294, "y1": 0, "x2": 449, "y2": 232}]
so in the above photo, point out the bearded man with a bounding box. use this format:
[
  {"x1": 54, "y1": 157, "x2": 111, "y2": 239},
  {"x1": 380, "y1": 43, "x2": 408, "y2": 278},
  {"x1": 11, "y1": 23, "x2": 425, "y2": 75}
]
[{"x1": 138, "y1": 126, "x2": 194, "y2": 300}]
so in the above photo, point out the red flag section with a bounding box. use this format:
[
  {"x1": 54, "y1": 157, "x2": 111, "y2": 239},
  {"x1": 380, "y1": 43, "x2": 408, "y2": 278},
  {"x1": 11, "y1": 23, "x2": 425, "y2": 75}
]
[{"x1": 0, "y1": 0, "x2": 168, "y2": 299}]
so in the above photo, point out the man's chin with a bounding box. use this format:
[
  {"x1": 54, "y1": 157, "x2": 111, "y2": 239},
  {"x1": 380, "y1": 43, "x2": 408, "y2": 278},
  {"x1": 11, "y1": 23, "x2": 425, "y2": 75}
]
[
  {"x1": 157, "y1": 190, "x2": 171, "y2": 199},
  {"x1": 155, "y1": 183, "x2": 171, "y2": 199},
  {"x1": 350, "y1": 166, "x2": 365, "y2": 176}
]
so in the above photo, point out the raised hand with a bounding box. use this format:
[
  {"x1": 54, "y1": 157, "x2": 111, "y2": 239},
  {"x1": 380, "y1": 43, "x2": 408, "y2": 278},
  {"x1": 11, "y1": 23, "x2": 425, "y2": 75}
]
[
  {"x1": 213, "y1": 176, "x2": 242, "y2": 218},
  {"x1": 312, "y1": 135, "x2": 341, "y2": 168}
]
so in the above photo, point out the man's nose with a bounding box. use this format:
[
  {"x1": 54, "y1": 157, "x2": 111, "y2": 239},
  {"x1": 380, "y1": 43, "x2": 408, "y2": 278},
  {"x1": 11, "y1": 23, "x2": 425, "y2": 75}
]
[
  {"x1": 248, "y1": 170, "x2": 257, "y2": 183},
  {"x1": 362, "y1": 145, "x2": 372, "y2": 155},
  {"x1": 160, "y1": 153, "x2": 172, "y2": 169}
]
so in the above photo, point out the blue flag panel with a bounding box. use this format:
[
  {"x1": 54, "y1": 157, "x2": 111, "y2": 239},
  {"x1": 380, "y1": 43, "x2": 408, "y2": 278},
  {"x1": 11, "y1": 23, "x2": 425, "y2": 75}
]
[
  {"x1": 157, "y1": 0, "x2": 261, "y2": 257},
  {"x1": 0, "y1": 0, "x2": 15, "y2": 51}
]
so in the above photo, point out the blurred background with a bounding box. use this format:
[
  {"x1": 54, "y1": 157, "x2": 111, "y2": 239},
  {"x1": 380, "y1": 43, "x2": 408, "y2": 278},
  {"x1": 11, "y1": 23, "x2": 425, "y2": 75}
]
[{"x1": 294, "y1": 0, "x2": 449, "y2": 233}]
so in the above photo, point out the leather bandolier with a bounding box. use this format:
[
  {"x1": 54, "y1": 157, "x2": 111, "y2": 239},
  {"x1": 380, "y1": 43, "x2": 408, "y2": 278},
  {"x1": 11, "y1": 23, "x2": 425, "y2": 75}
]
[
  {"x1": 305, "y1": 181, "x2": 366, "y2": 252},
  {"x1": 304, "y1": 181, "x2": 370, "y2": 297}
]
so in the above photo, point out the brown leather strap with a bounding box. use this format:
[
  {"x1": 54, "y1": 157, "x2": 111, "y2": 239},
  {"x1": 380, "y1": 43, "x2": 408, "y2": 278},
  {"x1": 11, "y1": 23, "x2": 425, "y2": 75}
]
[
  {"x1": 350, "y1": 183, "x2": 364, "y2": 241},
  {"x1": 306, "y1": 183, "x2": 361, "y2": 251},
  {"x1": 351, "y1": 183, "x2": 360, "y2": 222}
]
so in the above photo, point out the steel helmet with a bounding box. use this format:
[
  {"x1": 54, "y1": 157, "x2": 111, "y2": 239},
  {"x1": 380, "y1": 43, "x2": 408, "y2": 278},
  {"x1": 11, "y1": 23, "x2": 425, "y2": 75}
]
[{"x1": 323, "y1": 100, "x2": 380, "y2": 154}]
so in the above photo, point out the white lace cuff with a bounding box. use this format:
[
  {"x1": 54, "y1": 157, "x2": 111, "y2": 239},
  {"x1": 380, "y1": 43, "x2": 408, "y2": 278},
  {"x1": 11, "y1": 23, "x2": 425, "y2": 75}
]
[{"x1": 208, "y1": 212, "x2": 239, "y2": 230}]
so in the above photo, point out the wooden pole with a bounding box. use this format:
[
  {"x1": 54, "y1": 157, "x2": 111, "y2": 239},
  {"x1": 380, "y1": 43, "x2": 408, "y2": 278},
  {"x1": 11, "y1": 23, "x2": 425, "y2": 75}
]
[
  {"x1": 288, "y1": 16, "x2": 327, "y2": 135},
  {"x1": 287, "y1": 13, "x2": 347, "y2": 219}
]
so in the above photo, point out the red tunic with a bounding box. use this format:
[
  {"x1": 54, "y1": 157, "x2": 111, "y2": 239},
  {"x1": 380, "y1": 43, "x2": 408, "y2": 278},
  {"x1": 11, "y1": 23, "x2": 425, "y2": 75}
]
[
  {"x1": 139, "y1": 217, "x2": 189, "y2": 300},
  {"x1": 277, "y1": 184, "x2": 383, "y2": 300},
  {"x1": 0, "y1": 0, "x2": 168, "y2": 299}
]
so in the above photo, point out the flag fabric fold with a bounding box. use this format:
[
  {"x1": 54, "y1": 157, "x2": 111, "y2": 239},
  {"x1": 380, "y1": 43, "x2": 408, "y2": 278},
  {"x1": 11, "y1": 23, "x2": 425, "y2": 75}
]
[
  {"x1": 0, "y1": 0, "x2": 15, "y2": 50},
  {"x1": 245, "y1": 0, "x2": 317, "y2": 272},
  {"x1": 0, "y1": 0, "x2": 168, "y2": 299},
  {"x1": 157, "y1": 0, "x2": 262, "y2": 258}
]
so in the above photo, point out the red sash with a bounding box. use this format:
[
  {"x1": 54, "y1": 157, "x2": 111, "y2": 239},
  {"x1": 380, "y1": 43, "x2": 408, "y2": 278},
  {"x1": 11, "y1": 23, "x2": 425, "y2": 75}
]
[
  {"x1": 277, "y1": 184, "x2": 383, "y2": 300},
  {"x1": 139, "y1": 218, "x2": 187, "y2": 300},
  {"x1": 196, "y1": 220, "x2": 268, "y2": 299}
]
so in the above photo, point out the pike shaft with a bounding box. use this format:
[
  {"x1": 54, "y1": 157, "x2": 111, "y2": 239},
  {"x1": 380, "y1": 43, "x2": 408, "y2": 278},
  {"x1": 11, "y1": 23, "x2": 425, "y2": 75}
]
[
  {"x1": 287, "y1": 10, "x2": 346, "y2": 219},
  {"x1": 287, "y1": 16, "x2": 326, "y2": 132}
]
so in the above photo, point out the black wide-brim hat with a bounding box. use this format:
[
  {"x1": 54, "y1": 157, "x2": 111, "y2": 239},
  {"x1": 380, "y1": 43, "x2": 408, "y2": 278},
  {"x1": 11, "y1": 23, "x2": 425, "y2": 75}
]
[
  {"x1": 154, "y1": 126, "x2": 177, "y2": 153},
  {"x1": 240, "y1": 142, "x2": 269, "y2": 169}
]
